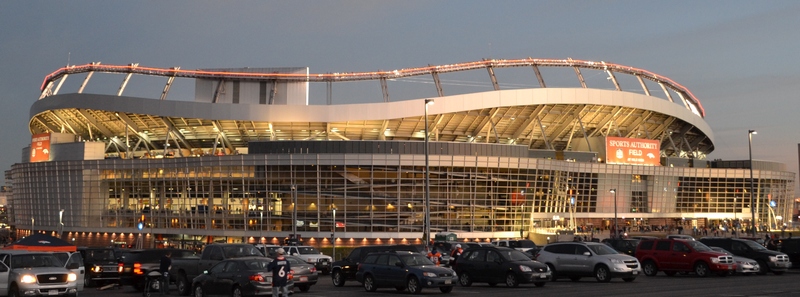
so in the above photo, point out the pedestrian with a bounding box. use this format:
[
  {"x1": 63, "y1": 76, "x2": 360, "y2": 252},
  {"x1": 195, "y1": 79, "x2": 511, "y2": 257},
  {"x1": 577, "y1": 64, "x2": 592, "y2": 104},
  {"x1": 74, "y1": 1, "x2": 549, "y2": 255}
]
[
  {"x1": 427, "y1": 247, "x2": 442, "y2": 266},
  {"x1": 267, "y1": 248, "x2": 291, "y2": 297},
  {"x1": 159, "y1": 251, "x2": 172, "y2": 295},
  {"x1": 450, "y1": 244, "x2": 463, "y2": 268}
]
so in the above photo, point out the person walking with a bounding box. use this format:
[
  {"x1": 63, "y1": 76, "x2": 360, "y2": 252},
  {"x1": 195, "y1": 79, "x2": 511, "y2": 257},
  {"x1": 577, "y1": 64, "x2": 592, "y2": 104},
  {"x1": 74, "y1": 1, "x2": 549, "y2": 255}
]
[
  {"x1": 450, "y1": 244, "x2": 464, "y2": 268},
  {"x1": 267, "y1": 248, "x2": 291, "y2": 297},
  {"x1": 427, "y1": 247, "x2": 442, "y2": 266},
  {"x1": 159, "y1": 251, "x2": 172, "y2": 295}
]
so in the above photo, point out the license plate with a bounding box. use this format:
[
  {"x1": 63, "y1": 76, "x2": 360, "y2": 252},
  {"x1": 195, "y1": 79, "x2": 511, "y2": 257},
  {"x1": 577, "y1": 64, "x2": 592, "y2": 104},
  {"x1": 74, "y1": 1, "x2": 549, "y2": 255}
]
[
  {"x1": 444, "y1": 279, "x2": 451, "y2": 284},
  {"x1": 539, "y1": 274, "x2": 547, "y2": 279},
  {"x1": 728, "y1": 265, "x2": 733, "y2": 269},
  {"x1": 632, "y1": 271, "x2": 638, "y2": 275},
  {"x1": 48, "y1": 290, "x2": 58, "y2": 296},
  {"x1": 300, "y1": 276, "x2": 308, "y2": 282},
  {"x1": 321, "y1": 262, "x2": 328, "y2": 266}
]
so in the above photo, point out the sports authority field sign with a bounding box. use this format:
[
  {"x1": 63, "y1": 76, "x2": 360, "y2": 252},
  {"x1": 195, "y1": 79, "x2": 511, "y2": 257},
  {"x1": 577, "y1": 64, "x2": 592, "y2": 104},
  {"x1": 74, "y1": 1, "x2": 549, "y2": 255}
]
[
  {"x1": 30, "y1": 133, "x2": 51, "y2": 162},
  {"x1": 605, "y1": 136, "x2": 660, "y2": 166}
]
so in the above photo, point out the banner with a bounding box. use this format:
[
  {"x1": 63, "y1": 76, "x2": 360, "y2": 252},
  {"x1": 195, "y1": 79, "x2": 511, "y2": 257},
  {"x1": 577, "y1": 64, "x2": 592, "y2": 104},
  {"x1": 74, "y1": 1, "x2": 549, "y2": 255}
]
[
  {"x1": 606, "y1": 136, "x2": 660, "y2": 166},
  {"x1": 30, "y1": 133, "x2": 51, "y2": 162}
]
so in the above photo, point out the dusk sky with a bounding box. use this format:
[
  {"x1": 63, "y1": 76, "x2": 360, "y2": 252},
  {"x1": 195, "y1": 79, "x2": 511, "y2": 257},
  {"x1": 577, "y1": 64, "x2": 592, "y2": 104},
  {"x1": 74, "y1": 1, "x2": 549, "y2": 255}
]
[{"x1": 2, "y1": 1, "x2": 799, "y2": 189}]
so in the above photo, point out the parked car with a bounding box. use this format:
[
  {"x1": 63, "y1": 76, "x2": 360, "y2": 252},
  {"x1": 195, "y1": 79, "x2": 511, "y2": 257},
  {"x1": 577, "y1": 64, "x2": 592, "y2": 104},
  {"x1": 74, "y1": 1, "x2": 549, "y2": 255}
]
[
  {"x1": 331, "y1": 244, "x2": 420, "y2": 287},
  {"x1": 282, "y1": 246, "x2": 332, "y2": 275},
  {"x1": 700, "y1": 237, "x2": 791, "y2": 275},
  {"x1": 77, "y1": 247, "x2": 119, "y2": 287},
  {"x1": 455, "y1": 246, "x2": 550, "y2": 287},
  {"x1": 708, "y1": 247, "x2": 759, "y2": 275},
  {"x1": 666, "y1": 234, "x2": 696, "y2": 241},
  {"x1": 355, "y1": 250, "x2": 457, "y2": 293},
  {"x1": 491, "y1": 239, "x2": 539, "y2": 254},
  {"x1": 191, "y1": 257, "x2": 294, "y2": 297},
  {"x1": 170, "y1": 243, "x2": 264, "y2": 295},
  {"x1": 52, "y1": 251, "x2": 85, "y2": 292},
  {"x1": 635, "y1": 239, "x2": 735, "y2": 277},
  {"x1": 118, "y1": 248, "x2": 198, "y2": 292},
  {"x1": 0, "y1": 250, "x2": 79, "y2": 297},
  {"x1": 254, "y1": 244, "x2": 282, "y2": 257},
  {"x1": 536, "y1": 241, "x2": 639, "y2": 282},
  {"x1": 601, "y1": 238, "x2": 641, "y2": 256},
  {"x1": 777, "y1": 238, "x2": 800, "y2": 268},
  {"x1": 284, "y1": 255, "x2": 318, "y2": 292}
]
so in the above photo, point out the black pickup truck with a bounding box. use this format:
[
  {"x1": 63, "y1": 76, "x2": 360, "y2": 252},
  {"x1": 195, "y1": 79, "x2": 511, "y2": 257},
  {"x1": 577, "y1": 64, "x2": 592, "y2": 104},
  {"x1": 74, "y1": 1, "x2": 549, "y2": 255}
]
[
  {"x1": 170, "y1": 243, "x2": 265, "y2": 295},
  {"x1": 118, "y1": 248, "x2": 198, "y2": 292}
]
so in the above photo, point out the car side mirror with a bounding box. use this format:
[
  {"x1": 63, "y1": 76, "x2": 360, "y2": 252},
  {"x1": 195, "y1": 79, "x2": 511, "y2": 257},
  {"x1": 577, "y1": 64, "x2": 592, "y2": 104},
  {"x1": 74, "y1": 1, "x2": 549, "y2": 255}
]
[
  {"x1": 395, "y1": 262, "x2": 404, "y2": 268},
  {"x1": 583, "y1": 252, "x2": 591, "y2": 257}
]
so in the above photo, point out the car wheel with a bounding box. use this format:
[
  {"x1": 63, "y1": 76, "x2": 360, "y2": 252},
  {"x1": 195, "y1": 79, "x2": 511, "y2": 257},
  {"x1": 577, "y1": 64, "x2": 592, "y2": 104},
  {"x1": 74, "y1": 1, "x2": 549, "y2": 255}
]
[
  {"x1": 193, "y1": 285, "x2": 205, "y2": 297},
  {"x1": 440, "y1": 286, "x2": 453, "y2": 293},
  {"x1": 176, "y1": 273, "x2": 191, "y2": 295},
  {"x1": 505, "y1": 273, "x2": 519, "y2": 287},
  {"x1": 332, "y1": 270, "x2": 346, "y2": 287},
  {"x1": 534, "y1": 282, "x2": 546, "y2": 287},
  {"x1": 694, "y1": 262, "x2": 710, "y2": 277},
  {"x1": 407, "y1": 276, "x2": 422, "y2": 294},
  {"x1": 363, "y1": 274, "x2": 377, "y2": 292},
  {"x1": 547, "y1": 264, "x2": 558, "y2": 281},
  {"x1": 756, "y1": 260, "x2": 769, "y2": 275},
  {"x1": 459, "y1": 272, "x2": 472, "y2": 287},
  {"x1": 297, "y1": 284, "x2": 310, "y2": 292},
  {"x1": 642, "y1": 260, "x2": 658, "y2": 276},
  {"x1": 595, "y1": 265, "x2": 611, "y2": 283},
  {"x1": 9, "y1": 285, "x2": 19, "y2": 297},
  {"x1": 622, "y1": 277, "x2": 636, "y2": 282},
  {"x1": 232, "y1": 286, "x2": 243, "y2": 297},
  {"x1": 569, "y1": 276, "x2": 581, "y2": 282},
  {"x1": 84, "y1": 275, "x2": 96, "y2": 288}
]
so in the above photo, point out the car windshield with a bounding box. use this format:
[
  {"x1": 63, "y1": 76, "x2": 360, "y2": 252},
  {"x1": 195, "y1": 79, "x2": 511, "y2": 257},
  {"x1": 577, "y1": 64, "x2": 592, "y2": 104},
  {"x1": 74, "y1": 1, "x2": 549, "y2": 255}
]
[
  {"x1": 297, "y1": 247, "x2": 320, "y2": 254},
  {"x1": 744, "y1": 240, "x2": 767, "y2": 251},
  {"x1": 588, "y1": 244, "x2": 619, "y2": 255},
  {"x1": 687, "y1": 241, "x2": 712, "y2": 252},
  {"x1": 509, "y1": 240, "x2": 537, "y2": 248},
  {"x1": 501, "y1": 250, "x2": 532, "y2": 261},
  {"x1": 711, "y1": 247, "x2": 732, "y2": 255},
  {"x1": 11, "y1": 254, "x2": 63, "y2": 268},
  {"x1": 401, "y1": 254, "x2": 435, "y2": 266},
  {"x1": 243, "y1": 259, "x2": 271, "y2": 270},
  {"x1": 88, "y1": 249, "x2": 117, "y2": 261},
  {"x1": 222, "y1": 245, "x2": 263, "y2": 258}
]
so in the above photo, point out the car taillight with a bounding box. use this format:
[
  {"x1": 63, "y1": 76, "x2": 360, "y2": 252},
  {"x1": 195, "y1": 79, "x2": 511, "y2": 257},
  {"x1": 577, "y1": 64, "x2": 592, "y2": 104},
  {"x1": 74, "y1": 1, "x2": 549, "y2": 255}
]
[
  {"x1": 118, "y1": 263, "x2": 123, "y2": 273},
  {"x1": 288, "y1": 271, "x2": 294, "y2": 280},
  {"x1": 133, "y1": 262, "x2": 143, "y2": 275},
  {"x1": 310, "y1": 267, "x2": 316, "y2": 273},
  {"x1": 357, "y1": 264, "x2": 362, "y2": 271},
  {"x1": 249, "y1": 274, "x2": 265, "y2": 282}
]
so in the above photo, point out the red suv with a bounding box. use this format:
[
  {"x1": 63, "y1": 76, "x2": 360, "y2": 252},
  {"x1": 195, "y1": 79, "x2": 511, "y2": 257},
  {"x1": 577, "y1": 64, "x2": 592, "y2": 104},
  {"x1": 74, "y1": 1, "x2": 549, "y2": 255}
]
[{"x1": 635, "y1": 239, "x2": 736, "y2": 277}]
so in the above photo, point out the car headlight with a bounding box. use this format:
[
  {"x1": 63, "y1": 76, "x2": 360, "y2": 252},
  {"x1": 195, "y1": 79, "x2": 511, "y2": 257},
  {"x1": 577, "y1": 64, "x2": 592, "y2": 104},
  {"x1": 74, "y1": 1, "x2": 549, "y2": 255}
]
[
  {"x1": 68, "y1": 273, "x2": 77, "y2": 282},
  {"x1": 519, "y1": 265, "x2": 532, "y2": 272},
  {"x1": 93, "y1": 265, "x2": 103, "y2": 273},
  {"x1": 422, "y1": 272, "x2": 437, "y2": 278},
  {"x1": 609, "y1": 258, "x2": 623, "y2": 264},
  {"x1": 20, "y1": 275, "x2": 36, "y2": 283}
]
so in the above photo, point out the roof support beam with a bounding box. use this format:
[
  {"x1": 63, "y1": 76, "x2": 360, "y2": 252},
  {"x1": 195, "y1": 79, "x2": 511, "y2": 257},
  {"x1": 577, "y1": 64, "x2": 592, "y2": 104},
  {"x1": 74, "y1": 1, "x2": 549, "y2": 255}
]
[
  {"x1": 380, "y1": 77, "x2": 390, "y2": 102},
  {"x1": 161, "y1": 117, "x2": 193, "y2": 150},
  {"x1": 569, "y1": 58, "x2": 587, "y2": 88},
  {"x1": 53, "y1": 74, "x2": 68, "y2": 95},
  {"x1": 486, "y1": 64, "x2": 500, "y2": 91},
  {"x1": 76, "y1": 109, "x2": 114, "y2": 136},
  {"x1": 212, "y1": 120, "x2": 234, "y2": 153},
  {"x1": 117, "y1": 63, "x2": 137, "y2": 96},
  {"x1": 268, "y1": 80, "x2": 277, "y2": 105},
  {"x1": 213, "y1": 79, "x2": 226, "y2": 103},
  {"x1": 531, "y1": 64, "x2": 546, "y2": 88},
  {"x1": 160, "y1": 67, "x2": 179, "y2": 100},
  {"x1": 635, "y1": 74, "x2": 650, "y2": 96},
  {"x1": 533, "y1": 115, "x2": 552, "y2": 150},
  {"x1": 658, "y1": 82, "x2": 674, "y2": 103},
  {"x1": 39, "y1": 81, "x2": 54, "y2": 99},
  {"x1": 470, "y1": 108, "x2": 501, "y2": 140},
  {"x1": 430, "y1": 67, "x2": 444, "y2": 97},
  {"x1": 605, "y1": 69, "x2": 621, "y2": 91}
]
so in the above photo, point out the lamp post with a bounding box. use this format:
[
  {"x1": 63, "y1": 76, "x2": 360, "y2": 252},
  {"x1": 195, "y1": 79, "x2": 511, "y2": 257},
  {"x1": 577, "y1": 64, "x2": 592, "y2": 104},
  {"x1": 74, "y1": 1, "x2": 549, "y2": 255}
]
[
  {"x1": 58, "y1": 209, "x2": 64, "y2": 239},
  {"x1": 609, "y1": 189, "x2": 618, "y2": 238},
  {"x1": 292, "y1": 185, "x2": 297, "y2": 237},
  {"x1": 332, "y1": 208, "x2": 337, "y2": 260},
  {"x1": 260, "y1": 211, "x2": 264, "y2": 244},
  {"x1": 423, "y1": 99, "x2": 434, "y2": 246},
  {"x1": 748, "y1": 130, "x2": 757, "y2": 237}
]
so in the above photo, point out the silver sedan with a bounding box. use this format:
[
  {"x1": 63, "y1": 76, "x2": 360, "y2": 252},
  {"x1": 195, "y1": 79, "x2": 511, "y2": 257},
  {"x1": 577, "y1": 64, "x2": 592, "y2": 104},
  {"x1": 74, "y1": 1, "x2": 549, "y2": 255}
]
[{"x1": 710, "y1": 247, "x2": 760, "y2": 275}]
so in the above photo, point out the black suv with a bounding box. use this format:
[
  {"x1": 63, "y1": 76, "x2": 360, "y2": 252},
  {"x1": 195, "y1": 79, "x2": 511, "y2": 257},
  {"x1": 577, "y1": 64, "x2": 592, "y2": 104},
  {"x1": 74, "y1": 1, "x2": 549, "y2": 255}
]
[
  {"x1": 700, "y1": 237, "x2": 791, "y2": 275},
  {"x1": 454, "y1": 246, "x2": 550, "y2": 288},
  {"x1": 118, "y1": 248, "x2": 197, "y2": 291},
  {"x1": 355, "y1": 250, "x2": 457, "y2": 293},
  {"x1": 78, "y1": 247, "x2": 120, "y2": 287},
  {"x1": 331, "y1": 244, "x2": 420, "y2": 287},
  {"x1": 601, "y1": 238, "x2": 641, "y2": 256}
]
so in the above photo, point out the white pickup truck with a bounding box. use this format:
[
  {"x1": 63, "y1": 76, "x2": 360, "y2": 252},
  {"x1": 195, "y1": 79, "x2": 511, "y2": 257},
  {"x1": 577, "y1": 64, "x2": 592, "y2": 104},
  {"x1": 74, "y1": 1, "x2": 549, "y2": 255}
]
[
  {"x1": 0, "y1": 250, "x2": 79, "y2": 296},
  {"x1": 283, "y1": 246, "x2": 332, "y2": 274}
]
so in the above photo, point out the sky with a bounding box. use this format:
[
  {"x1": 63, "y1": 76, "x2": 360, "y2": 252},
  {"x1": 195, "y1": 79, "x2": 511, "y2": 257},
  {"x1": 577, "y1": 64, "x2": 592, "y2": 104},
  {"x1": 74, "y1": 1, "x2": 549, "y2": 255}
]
[{"x1": 1, "y1": 1, "x2": 800, "y2": 189}]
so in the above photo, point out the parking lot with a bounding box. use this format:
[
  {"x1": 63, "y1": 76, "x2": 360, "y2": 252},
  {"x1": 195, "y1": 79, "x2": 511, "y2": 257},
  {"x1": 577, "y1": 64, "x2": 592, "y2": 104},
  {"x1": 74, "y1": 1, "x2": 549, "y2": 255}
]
[{"x1": 80, "y1": 270, "x2": 800, "y2": 297}]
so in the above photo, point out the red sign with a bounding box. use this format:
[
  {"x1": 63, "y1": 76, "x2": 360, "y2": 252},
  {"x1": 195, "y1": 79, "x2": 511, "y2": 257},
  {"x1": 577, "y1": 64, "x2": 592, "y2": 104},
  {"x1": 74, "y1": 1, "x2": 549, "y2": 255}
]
[
  {"x1": 30, "y1": 133, "x2": 51, "y2": 162},
  {"x1": 335, "y1": 222, "x2": 345, "y2": 228},
  {"x1": 605, "y1": 136, "x2": 660, "y2": 166}
]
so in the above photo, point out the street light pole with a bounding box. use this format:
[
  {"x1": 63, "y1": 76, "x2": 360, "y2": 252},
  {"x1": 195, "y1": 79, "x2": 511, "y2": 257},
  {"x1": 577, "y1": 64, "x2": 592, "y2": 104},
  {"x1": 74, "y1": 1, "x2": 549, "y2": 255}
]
[
  {"x1": 58, "y1": 209, "x2": 64, "y2": 239},
  {"x1": 609, "y1": 189, "x2": 617, "y2": 238},
  {"x1": 748, "y1": 130, "x2": 757, "y2": 237},
  {"x1": 423, "y1": 99, "x2": 434, "y2": 246},
  {"x1": 292, "y1": 185, "x2": 298, "y2": 237},
  {"x1": 332, "y1": 208, "x2": 337, "y2": 260}
]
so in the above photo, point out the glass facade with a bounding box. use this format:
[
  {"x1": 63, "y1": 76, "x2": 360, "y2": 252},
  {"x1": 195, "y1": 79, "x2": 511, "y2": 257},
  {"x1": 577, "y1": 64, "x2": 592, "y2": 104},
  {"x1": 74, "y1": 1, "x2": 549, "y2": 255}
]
[{"x1": 9, "y1": 143, "x2": 795, "y2": 246}]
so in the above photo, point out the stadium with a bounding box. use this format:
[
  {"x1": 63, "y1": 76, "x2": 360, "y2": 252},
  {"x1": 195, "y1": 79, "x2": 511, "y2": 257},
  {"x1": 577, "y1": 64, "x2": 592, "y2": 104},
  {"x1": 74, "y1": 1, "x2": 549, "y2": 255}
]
[{"x1": 9, "y1": 58, "x2": 795, "y2": 247}]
